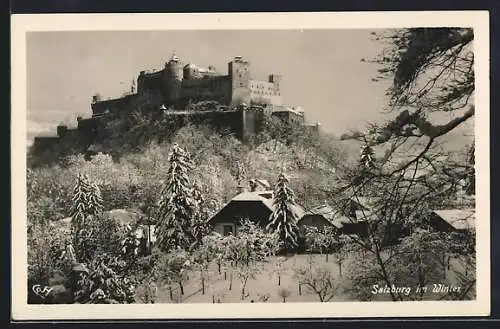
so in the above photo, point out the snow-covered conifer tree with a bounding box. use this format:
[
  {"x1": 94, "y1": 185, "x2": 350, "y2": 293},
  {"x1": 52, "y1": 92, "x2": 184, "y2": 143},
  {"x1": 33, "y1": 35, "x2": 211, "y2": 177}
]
[
  {"x1": 156, "y1": 143, "x2": 197, "y2": 252},
  {"x1": 69, "y1": 173, "x2": 104, "y2": 262},
  {"x1": 360, "y1": 144, "x2": 376, "y2": 170},
  {"x1": 87, "y1": 182, "x2": 104, "y2": 217},
  {"x1": 70, "y1": 173, "x2": 92, "y2": 237},
  {"x1": 266, "y1": 171, "x2": 300, "y2": 249}
]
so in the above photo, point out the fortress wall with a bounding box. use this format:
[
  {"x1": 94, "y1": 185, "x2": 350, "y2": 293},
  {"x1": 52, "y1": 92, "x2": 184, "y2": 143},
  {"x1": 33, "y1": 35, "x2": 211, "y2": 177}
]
[
  {"x1": 137, "y1": 70, "x2": 165, "y2": 93},
  {"x1": 91, "y1": 95, "x2": 136, "y2": 116},
  {"x1": 271, "y1": 110, "x2": 305, "y2": 126},
  {"x1": 163, "y1": 110, "x2": 244, "y2": 139},
  {"x1": 180, "y1": 75, "x2": 232, "y2": 107},
  {"x1": 31, "y1": 56, "x2": 301, "y2": 163},
  {"x1": 32, "y1": 136, "x2": 59, "y2": 154},
  {"x1": 230, "y1": 87, "x2": 251, "y2": 107},
  {"x1": 242, "y1": 108, "x2": 265, "y2": 141}
]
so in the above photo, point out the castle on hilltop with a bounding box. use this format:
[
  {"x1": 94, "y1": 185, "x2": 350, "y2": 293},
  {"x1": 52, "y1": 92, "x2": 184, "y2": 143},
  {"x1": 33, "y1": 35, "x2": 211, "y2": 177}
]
[
  {"x1": 92, "y1": 54, "x2": 285, "y2": 114},
  {"x1": 31, "y1": 54, "x2": 319, "y2": 163}
]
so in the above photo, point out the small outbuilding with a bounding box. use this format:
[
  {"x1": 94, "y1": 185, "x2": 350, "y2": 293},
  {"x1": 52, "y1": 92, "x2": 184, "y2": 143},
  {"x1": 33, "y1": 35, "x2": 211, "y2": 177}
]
[{"x1": 428, "y1": 209, "x2": 475, "y2": 233}]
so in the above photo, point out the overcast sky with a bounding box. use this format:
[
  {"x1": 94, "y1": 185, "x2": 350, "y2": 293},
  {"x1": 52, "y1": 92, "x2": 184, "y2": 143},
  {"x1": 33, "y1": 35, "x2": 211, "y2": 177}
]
[{"x1": 26, "y1": 29, "x2": 401, "y2": 143}]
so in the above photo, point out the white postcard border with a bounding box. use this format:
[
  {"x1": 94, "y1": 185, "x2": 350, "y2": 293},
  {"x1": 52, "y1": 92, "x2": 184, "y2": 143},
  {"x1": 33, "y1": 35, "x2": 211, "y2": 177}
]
[{"x1": 11, "y1": 11, "x2": 490, "y2": 320}]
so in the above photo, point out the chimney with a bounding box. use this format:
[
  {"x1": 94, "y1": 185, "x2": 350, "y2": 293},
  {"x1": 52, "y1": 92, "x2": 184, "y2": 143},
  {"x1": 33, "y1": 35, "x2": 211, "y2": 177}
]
[
  {"x1": 237, "y1": 184, "x2": 247, "y2": 194},
  {"x1": 249, "y1": 179, "x2": 257, "y2": 192}
]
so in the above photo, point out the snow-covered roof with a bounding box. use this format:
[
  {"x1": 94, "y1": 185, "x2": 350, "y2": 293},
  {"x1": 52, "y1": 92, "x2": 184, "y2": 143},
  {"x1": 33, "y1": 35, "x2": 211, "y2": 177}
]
[
  {"x1": 304, "y1": 204, "x2": 346, "y2": 228},
  {"x1": 355, "y1": 210, "x2": 378, "y2": 222},
  {"x1": 52, "y1": 209, "x2": 144, "y2": 227},
  {"x1": 272, "y1": 105, "x2": 305, "y2": 117},
  {"x1": 306, "y1": 204, "x2": 335, "y2": 217},
  {"x1": 290, "y1": 203, "x2": 306, "y2": 219},
  {"x1": 351, "y1": 196, "x2": 374, "y2": 210},
  {"x1": 232, "y1": 191, "x2": 275, "y2": 211},
  {"x1": 250, "y1": 179, "x2": 271, "y2": 190},
  {"x1": 198, "y1": 67, "x2": 216, "y2": 73},
  {"x1": 230, "y1": 190, "x2": 305, "y2": 219},
  {"x1": 86, "y1": 144, "x2": 106, "y2": 153},
  {"x1": 432, "y1": 209, "x2": 475, "y2": 230},
  {"x1": 107, "y1": 209, "x2": 143, "y2": 226},
  {"x1": 233, "y1": 191, "x2": 269, "y2": 202}
]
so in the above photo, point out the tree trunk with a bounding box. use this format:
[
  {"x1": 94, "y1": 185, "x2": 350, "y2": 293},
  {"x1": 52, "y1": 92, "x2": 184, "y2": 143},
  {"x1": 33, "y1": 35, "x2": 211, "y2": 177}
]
[
  {"x1": 418, "y1": 261, "x2": 425, "y2": 297},
  {"x1": 212, "y1": 295, "x2": 215, "y2": 303},
  {"x1": 326, "y1": 253, "x2": 329, "y2": 262},
  {"x1": 229, "y1": 273, "x2": 232, "y2": 290},
  {"x1": 298, "y1": 283, "x2": 302, "y2": 296},
  {"x1": 338, "y1": 261, "x2": 342, "y2": 277},
  {"x1": 179, "y1": 282, "x2": 184, "y2": 295},
  {"x1": 202, "y1": 277, "x2": 205, "y2": 295},
  {"x1": 278, "y1": 275, "x2": 281, "y2": 286},
  {"x1": 282, "y1": 296, "x2": 286, "y2": 303},
  {"x1": 375, "y1": 247, "x2": 398, "y2": 301},
  {"x1": 218, "y1": 262, "x2": 221, "y2": 274},
  {"x1": 224, "y1": 271, "x2": 227, "y2": 280},
  {"x1": 241, "y1": 287, "x2": 245, "y2": 300},
  {"x1": 169, "y1": 286, "x2": 173, "y2": 301},
  {"x1": 442, "y1": 254, "x2": 447, "y2": 281}
]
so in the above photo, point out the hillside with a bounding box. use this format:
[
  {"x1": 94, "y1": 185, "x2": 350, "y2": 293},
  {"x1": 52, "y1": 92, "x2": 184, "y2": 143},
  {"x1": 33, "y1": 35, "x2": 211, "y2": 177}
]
[{"x1": 28, "y1": 122, "x2": 352, "y2": 226}]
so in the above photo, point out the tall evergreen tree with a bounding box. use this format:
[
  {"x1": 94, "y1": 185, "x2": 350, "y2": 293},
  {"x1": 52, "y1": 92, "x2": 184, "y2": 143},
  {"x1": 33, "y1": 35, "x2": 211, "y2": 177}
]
[
  {"x1": 156, "y1": 143, "x2": 197, "y2": 252},
  {"x1": 87, "y1": 182, "x2": 104, "y2": 216},
  {"x1": 267, "y1": 171, "x2": 300, "y2": 249},
  {"x1": 189, "y1": 186, "x2": 211, "y2": 249},
  {"x1": 360, "y1": 144, "x2": 376, "y2": 170},
  {"x1": 69, "y1": 173, "x2": 104, "y2": 262},
  {"x1": 70, "y1": 174, "x2": 92, "y2": 240}
]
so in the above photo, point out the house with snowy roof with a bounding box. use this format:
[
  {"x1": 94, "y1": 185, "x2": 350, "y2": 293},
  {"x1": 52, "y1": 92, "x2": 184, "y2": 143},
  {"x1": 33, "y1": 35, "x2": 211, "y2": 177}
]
[
  {"x1": 297, "y1": 201, "x2": 370, "y2": 237},
  {"x1": 297, "y1": 204, "x2": 345, "y2": 232},
  {"x1": 207, "y1": 180, "x2": 305, "y2": 236}
]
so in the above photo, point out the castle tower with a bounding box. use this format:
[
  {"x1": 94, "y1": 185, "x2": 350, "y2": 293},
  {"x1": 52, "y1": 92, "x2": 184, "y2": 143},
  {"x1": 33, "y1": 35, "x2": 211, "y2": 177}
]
[
  {"x1": 228, "y1": 56, "x2": 251, "y2": 106},
  {"x1": 131, "y1": 78, "x2": 136, "y2": 94},
  {"x1": 163, "y1": 53, "x2": 183, "y2": 106},
  {"x1": 268, "y1": 74, "x2": 282, "y2": 91},
  {"x1": 268, "y1": 74, "x2": 282, "y2": 106},
  {"x1": 183, "y1": 63, "x2": 199, "y2": 80},
  {"x1": 137, "y1": 71, "x2": 146, "y2": 94}
]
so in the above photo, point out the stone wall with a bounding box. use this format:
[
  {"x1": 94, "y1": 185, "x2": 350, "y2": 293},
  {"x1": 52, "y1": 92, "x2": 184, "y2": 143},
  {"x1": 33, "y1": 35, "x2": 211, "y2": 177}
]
[{"x1": 179, "y1": 75, "x2": 232, "y2": 108}]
